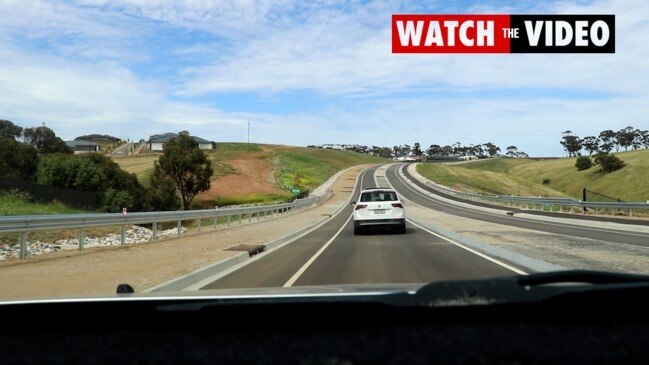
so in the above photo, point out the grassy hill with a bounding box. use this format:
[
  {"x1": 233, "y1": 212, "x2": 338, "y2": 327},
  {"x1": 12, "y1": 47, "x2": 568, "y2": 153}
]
[
  {"x1": 416, "y1": 150, "x2": 649, "y2": 201},
  {"x1": 115, "y1": 143, "x2": 386, "y2": 206}
]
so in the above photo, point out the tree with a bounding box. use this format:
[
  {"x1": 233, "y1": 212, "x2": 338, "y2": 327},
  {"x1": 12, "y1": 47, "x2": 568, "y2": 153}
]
[
  {"x1": 378, "y1": 147, "x2": 392, "y2": 158},
  {"x1": 145, "y1": 163, "x2": 180, "y2": 211},
  {"x1": 0, "y1": 119, "x2": 23, "y2": 139},
  {"x1": 616, "y1": 126, "x2": 635, "y2": 151},
  {"x1": 158, "y1": 131, "x2": 213, "y2": 210},
  {"x1": 632, "y1": 128, "x2": 643, "y2": 150},
  {"x1": 560, "y1": 130, "x2": 582, "y2": 157},
  {"x1": 598, "y1": 130, "x2": 615, "y2": 153},
  {"x1": 0, "y1": 137, "x2": 39, "y2": 180},
  {"x1": 581, "y1": 136, "x2": 599, "y2": 155},
  {"x1": 506, "y1": 146, "x2": 518, "y2": 158},
  {"x1": 412, "y1": 142, "x2": 422, "y2": 156},
  {"x1": 638, "y1": 130, "x2": 649, "y2": 149},
  {"x1": 23, "y1": 126, "x2": 71, "y2": 154},
  {"x1": 426, "y1": 144, "x2": 442, "y2": 158},
  {"x1": 482, "y1": 142, "x2": 501, "y2": 156}
]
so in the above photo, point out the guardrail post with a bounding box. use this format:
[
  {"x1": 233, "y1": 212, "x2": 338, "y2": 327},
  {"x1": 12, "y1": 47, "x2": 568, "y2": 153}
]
[
  {"x1": 595, "y1": 208, "x2": 599, "y2": 215},
  {"x1": 152, "y1": 222, "x2": 157, "y2": 241},
  {"x1": 78, "y1": 228, "x2": 84, "y2": 251},
  {"x1": 213, "y1": 217, "x2": 217, "y2": 228},
  {"x1": 239, "y1": 214, "x2": 242, "y2": 224},
  {"x1": 197, "y1": 218, "x2": 201, "y2": 233},
  {"x1": 177, "y1": 221, "x2": 182, "y2": 236},
  {"x1": 121, "y1": 225, "x2": 126, "y2": 245},
  {"x1": 227, "y1": 215, "x2": 230, "y2": 227},
  {"x1": 19, "y1": 233, "x2": 26, "y2": 260},
  {"x1": 629, "y1": 209, "x2": 633, "y2": 217},
  {"x1": 257, "y1": 212, "x2": 260, "y2": 221}
]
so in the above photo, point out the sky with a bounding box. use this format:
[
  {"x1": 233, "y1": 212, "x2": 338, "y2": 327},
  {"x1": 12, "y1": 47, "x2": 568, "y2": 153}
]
[{"x1": 0, "y1": 0, "x2": 647, "y2": 156}]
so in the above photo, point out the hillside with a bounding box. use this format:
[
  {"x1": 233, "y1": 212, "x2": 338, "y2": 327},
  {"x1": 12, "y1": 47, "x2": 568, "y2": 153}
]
[
  {"x1": 416, "y1": 150, "x2": 649, "y2": 201},
  {"x1": 114, "y1": 143, "x2": 386, "y2": 207}
]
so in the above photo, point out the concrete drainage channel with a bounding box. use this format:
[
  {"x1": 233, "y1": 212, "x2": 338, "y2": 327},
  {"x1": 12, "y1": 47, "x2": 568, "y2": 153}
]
[{"x1": 144, "y1": 167, "x2": 366, "y2": 293}]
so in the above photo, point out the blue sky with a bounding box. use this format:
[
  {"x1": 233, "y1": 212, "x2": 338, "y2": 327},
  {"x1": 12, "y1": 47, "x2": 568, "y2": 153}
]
[{"x1": 0, "y1": 0, "x2": 647, "y2": 156}]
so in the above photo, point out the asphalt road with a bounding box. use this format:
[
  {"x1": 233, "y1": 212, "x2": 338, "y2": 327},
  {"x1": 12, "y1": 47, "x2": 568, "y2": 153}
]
[
  {"x1": 387, "y1": 163, "x2": 649, "y2": 247},
  {"x1": 201, "y1": 165, "x2": 519, "y2": 290}
]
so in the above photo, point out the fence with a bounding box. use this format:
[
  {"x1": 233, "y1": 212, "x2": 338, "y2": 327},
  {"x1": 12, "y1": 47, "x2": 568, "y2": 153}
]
[
  {"x1": 0, "y1": 191, "x2": 332, "y2": 260},
  {"x1": 399, "y1": 166, "x2": 649, "y2": 217},
  {"x1": 0, "y1": 177, "x2": 97, "y2": 210}
]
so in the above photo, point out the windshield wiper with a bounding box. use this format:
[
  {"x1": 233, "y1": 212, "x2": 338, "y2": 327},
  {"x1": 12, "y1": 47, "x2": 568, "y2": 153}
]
[{"x1": 404, "y1": 270, "x2": 649, "y2": 307}]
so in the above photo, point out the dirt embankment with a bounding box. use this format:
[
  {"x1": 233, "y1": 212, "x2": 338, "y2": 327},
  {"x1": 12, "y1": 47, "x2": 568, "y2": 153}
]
[{"x1": 199, "y1": 149, "x2": 285, "y2": 199}]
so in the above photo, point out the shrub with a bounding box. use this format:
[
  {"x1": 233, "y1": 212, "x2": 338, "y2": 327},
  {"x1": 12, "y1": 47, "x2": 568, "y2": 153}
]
[
  {"x1": 542, "y1": 178, "x2": 551, "y2": 184},
  {"x1": 575, "y1": 156, "x2": 593, "y2": 171},
  {"x1": 594, "y1": 153, "x2": 625, "y2": 173}
]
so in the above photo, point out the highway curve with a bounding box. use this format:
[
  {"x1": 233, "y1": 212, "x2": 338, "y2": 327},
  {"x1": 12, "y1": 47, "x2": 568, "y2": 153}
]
[{"x1": 387, "y1": 163, "x2": 649, "y2": 247}]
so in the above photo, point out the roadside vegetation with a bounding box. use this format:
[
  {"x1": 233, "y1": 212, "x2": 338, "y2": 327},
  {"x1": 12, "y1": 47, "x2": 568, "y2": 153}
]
[
  {"x1": 118, "y1": 142, "x2": 386, "y2": 208},
  {"x1": 0, "y1": 190, "x2": 85, "y2": 216},
  {"x1": 417, "y1": 149, "x2": 649, "y2": 201}
]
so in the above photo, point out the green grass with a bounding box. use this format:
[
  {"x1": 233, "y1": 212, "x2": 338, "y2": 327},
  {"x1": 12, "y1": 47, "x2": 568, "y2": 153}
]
[
  {"x1": 191, "y1": 193, "x2": 294, "y2": 209},
  {"x1": 417, "y1": 162, "x2": 565, "y2": 197},
  {"x1": 275, "y1": 148, "x2": 386, "y2": 191},
  {"x1": 417, "y1": 150, "x2": 649, "y2": 201},
  {"x1": 0, "y1": 194, "x2": 86, "y2": 216}
]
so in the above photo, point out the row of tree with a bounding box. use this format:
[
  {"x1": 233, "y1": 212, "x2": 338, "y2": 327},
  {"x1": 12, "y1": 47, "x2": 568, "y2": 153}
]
[
  {"x1": 309, "y1": 142, "x2": 528, "y2": 158},
  {"x1": 0, "y1": 119, "x2": 213, "y2": 212},
  {"x1": 560, "y1": 126, "x2": 649, "y2": 157}
]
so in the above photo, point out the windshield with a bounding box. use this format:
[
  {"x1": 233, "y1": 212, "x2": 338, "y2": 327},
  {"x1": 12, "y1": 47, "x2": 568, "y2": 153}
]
[
  {"x1": 0, "y1": 1, "x2": 647, "y2": 302},
  {"x1": 360, "y1": 192, "x2": 398, "y2": 202}
]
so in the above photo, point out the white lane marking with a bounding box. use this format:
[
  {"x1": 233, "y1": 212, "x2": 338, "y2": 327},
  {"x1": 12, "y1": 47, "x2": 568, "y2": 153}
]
[
  {"x1": 380, "y1": 164, "x2": 528, "y2": 275},
  {"x1": 283, "y1": 213, "x2": 354, "y2": 287},
  {"x1": 392, "y1": 164, "x2": 649, "y2": 238},
  {"x1": 283, "y1": 167, "x2": 370, "y2": 287},
  {"x1": 407, "y1": 219, "x2": 528, "y2": 275}
]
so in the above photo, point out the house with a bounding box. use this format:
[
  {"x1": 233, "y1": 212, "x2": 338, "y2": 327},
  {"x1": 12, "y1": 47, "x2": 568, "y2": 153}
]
[
  {"x1": 148, "y1": 133, "x2": 213, "y2": 151},
  {"x1": 65, "y1": 140, "x2": 99, "y2": 153}
]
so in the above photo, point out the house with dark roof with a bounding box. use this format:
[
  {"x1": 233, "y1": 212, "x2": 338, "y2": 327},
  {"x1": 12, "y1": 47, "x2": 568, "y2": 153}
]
[
  {"x1": 65, "y1": 140, "x2": 99, "y2": 153},
  {"x1": 148, "y1": 133, "x2": 213, "y2": 151}
]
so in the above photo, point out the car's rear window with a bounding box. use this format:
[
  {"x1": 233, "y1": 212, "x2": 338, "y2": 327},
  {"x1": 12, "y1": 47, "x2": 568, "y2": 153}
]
[{"x1": 360, "y1": 191, "x2": 398, "y2": 202}]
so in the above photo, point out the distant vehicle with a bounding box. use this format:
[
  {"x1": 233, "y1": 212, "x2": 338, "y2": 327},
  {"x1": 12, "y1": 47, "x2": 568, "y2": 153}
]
[{"x1": 352, "y1": 188, "x2": 405, "y2": 235}]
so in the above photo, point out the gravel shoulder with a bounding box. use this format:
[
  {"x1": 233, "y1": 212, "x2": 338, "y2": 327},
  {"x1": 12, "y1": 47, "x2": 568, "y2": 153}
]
[{"x1": 0, "y1": 165, "x2": 372, "y2": 300}]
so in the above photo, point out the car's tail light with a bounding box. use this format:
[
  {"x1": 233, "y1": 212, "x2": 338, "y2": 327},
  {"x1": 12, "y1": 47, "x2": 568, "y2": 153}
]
[
  {"x1": 355, "y1": 204, "x2": 368, "y2": 210},
  {"x1": 391, "y1": 203, "x2": 403, "y2": 208}
]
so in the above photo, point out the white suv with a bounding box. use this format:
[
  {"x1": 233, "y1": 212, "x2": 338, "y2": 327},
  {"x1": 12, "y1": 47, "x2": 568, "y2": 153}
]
[{"x1": 352, "y1": 188, "x2": 406, "y2": 235}]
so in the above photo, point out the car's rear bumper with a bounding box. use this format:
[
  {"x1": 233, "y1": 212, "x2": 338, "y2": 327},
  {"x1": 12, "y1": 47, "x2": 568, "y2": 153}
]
[{"x1": 355, "y1": 218, "x2": 405, "y2": 226}]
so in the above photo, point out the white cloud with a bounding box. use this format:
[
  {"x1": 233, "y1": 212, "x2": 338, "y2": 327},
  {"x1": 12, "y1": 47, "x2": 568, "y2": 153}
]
[
  {"x1": 177, "y1": 0, "x2": 649, "y2": 97},
  {"x1": 0, "y1": 0, "x2": 646, "y2": 156}
]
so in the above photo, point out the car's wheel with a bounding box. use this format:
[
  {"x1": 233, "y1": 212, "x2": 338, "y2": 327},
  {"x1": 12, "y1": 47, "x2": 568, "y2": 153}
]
[
  {"x1": 354, "y1": 222, "x2": 361, "y2": 235},
  {"x1": 399, "y1": 222, "x2": 406, "y2": 234}
]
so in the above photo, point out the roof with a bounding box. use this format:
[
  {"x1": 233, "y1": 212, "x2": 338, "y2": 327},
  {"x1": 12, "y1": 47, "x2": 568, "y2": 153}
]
[
  {"x1": 149, "y1": 133, "x2": 211, "y2": 144},
  {"x1": 65, "y1": 140, "x2": 98, "y2": 147}
]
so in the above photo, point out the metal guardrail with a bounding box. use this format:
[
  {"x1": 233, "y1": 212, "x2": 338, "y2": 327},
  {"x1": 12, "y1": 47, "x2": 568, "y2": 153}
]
[
  {"x1": 400, "y1": 165, "x2": 649, "y2": 216},
  {"x1": 1, "y1": 192, "x2": 332, "y2": 260}
]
